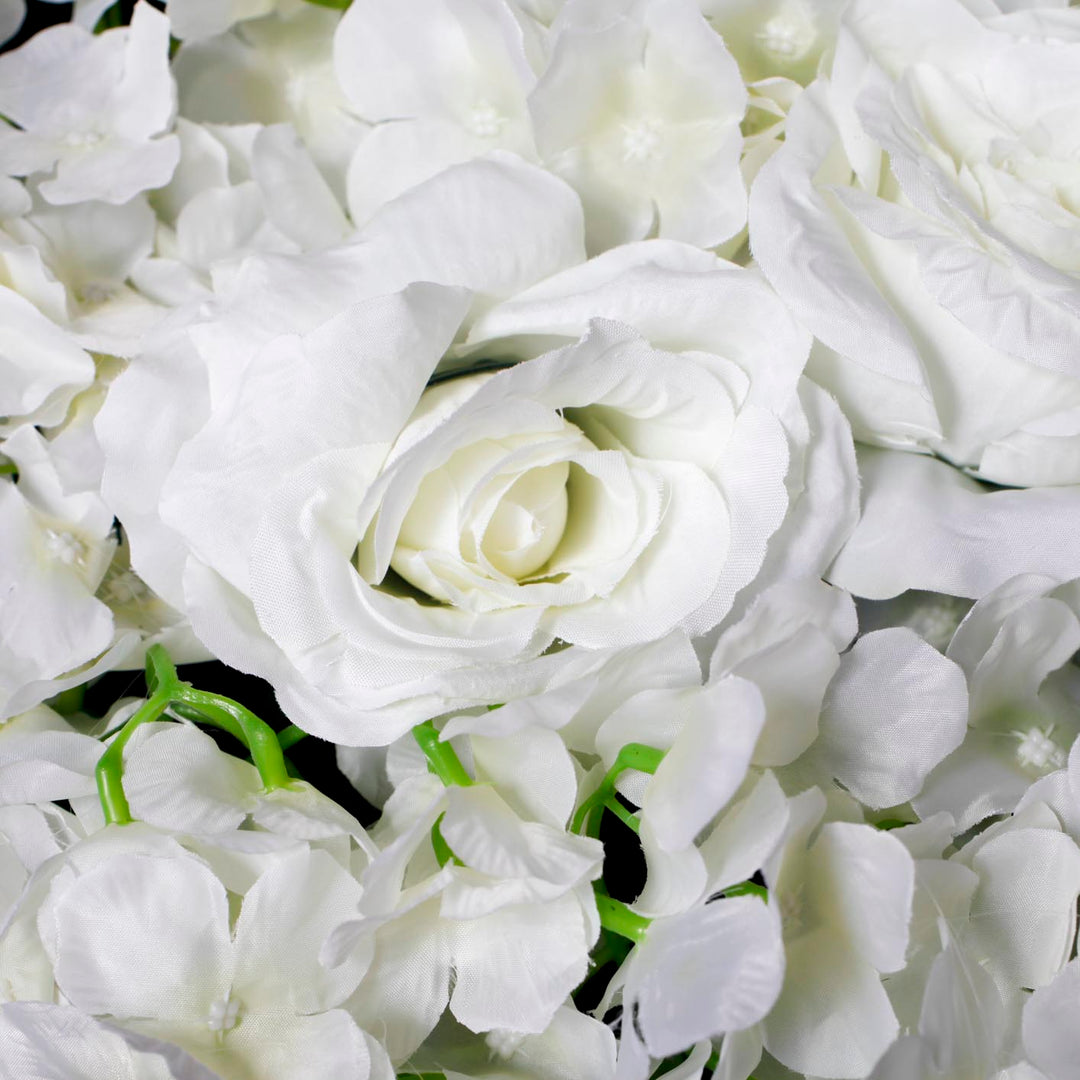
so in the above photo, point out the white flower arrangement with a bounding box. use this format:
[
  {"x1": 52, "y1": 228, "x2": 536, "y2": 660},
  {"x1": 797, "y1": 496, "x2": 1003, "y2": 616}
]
[{"x1": 2, "y1": 1, "x2": 1080, "y2": 1078}]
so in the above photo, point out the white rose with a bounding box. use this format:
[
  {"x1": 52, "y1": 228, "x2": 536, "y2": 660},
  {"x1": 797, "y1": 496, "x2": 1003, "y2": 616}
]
[
  {"x1": 100, "y1": 159, "x2": 852, "y2": 746},
  {"x1": 750, "y1": 0, "x2": 1080, "y2": 485},
  {"x1": 165, "y1": 303, "x2": 793, "y2": 745}
]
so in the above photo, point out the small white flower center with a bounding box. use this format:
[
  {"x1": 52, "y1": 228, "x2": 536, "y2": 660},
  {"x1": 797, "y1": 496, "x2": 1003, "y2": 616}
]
[
  {"x1": 755, "y1": 3, "x2": 817, "y2": 62},
  {"x1": 98, "y1": 566, "x2": 148, "y2": 607},
  {"x1": 905, "y1": 595, "x2": 968, "y2": 650},
  {"x1": 1014, "y1": 726, "x2": 1066, "y2": 775},
  {"x1": 485, "y1": 1029, "x2": 526, "y2": 1060},
  {"x1": 620, "y1": 119, "x2": 662, "y2": 164},
  {"x1": 206, "y1": 994, "x2": 241, "y2": 1033},
  {"x1": 465, "y1": 101, "x2": 507, "y2": 138},
  {"x1": 62, "y1": 130, "x2": 104, "y2": 149},
  {"x1": 42, "y1": 529, "x2": 86, "y2": 567},
  {"x1": 78, "y1": 282, "x2": 115, "y2": 306}
]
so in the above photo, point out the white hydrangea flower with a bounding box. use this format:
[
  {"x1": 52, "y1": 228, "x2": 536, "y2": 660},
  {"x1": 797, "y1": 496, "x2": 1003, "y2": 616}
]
[
  {"x1": 0, "y1": 285, "x2": 95, "y2": 433},
  {"x1": 132, "y1": 119, "x2": 349, "y2": 309},
  {"x1": 613, "y1": 895, "x2": 784, "y2": 1079},
  {"x1": 0, "y1": 420, "x2": 210, "y2": 718},
  {"x1": 915, "y1": 574, "x2": 1080, "y2": 830},
  {"x1": 855, "y1": 590, "x2": 972, "y2": 652},
  {"x1": 325, "y1": 771, "x2": 603, "y2": 1063},
  {"x1": 1021, "y1": 956, "x2": 1080, "y2": 1080},
  {"x1": 14, "y1": 836, "x2": 392, "y2": 1080},
  {"x1": 751, "y1": 0, "x2": 1080, "y2": 486},
  {"x1": 0, "y1": 187, "x2": 170, "y2": 358},
  {"x1": 868, "y1": 940, "x2": 1015, "y2": 1080},
  {"x1": 948, "y1": 802, "x2": 1080, "y2": 995},
  {"x1": 531, "y1": 0, "x2": 748, "y2": 253},
  {"x1": 758, "y1": 788, "x2": 915, "y2": 1079},
  {"x1": 166, "y1": 0, "x2": 299, "y2": 42},
  {"x1": 0, "y1": 798, "x2": 83, "y2": 932},
  {"x1": 335, "y1": 0, "x2": 539, "y2": 225},
  {"x1": 0, "y1": 426, "x2": 134, "y2": 719},
  {"x1": 591, "y1": 675, "x2": 768, "y2": 918},
  {"x1": 700, "y1": 0, "x2": 848, "y2": 85},
  {"x1": 0, "y1": 3, "x2": 179, "y2": 206},
  {"x1": 801, "y1": 625, "x2": 970, "y2": 811},
  {"x1": 582, "y1": 720, "x2": 786, "y2": 1078},
  {"x1": 707, "y1": 577, "x2": 857, "y2": 768},
  {"x1": 405, "y1": 1005, "x2": 617, "y2": 1080},
  {"x1": 0, "y1": 704, "x2": 102, "y2": 809},
  {"x1": 121, "y1": 720, "x2": 378, "y2": 850},
  {"x1": 172, "y1": 3, "x2": 365, "y2": 201},
  {"x1": 871, "y1": 799, "x2": 1080, "y2": 1080}
]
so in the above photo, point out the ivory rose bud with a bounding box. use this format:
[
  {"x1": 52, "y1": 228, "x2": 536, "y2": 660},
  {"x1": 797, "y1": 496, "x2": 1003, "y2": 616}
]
[{"x1": 750, "y1": 0, "x2": 1080, "y2": 485}]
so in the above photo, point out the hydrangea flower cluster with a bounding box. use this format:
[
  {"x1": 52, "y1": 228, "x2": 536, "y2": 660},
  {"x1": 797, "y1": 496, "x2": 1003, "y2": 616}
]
[{"x1": 3, "y1": 0, "x2": 1080, "y2": 1077}]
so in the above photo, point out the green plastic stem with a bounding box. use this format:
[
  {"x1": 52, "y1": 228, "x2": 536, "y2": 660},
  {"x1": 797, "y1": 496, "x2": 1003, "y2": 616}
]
[
  {"x1": 430, "y1": 813, "x2": 463, "y2": 868},
  {"x1": 95, "y1": 691, "x2": 172, "y2": 825},
  {"x1": 277, "y1": 724, "x2": 308, "y2": 751},
  {"x1": 175, "y1": 687, "x2": 291, "y2": 792},
  {"x1": 605, "y1": 797, "x2": 641, "y2": 834},
  {"x1": 169, "y1": 700, "x2": 247, "y2": 745},
  {"x1": 571, "y1": 742, "x2": 665, "y2": 837},
  {"x1": 412, "y1": 722, "x2": 473, "y2": 787},
  {"x1": 594, "y1": 887, "x2": 651, "y2": 944},
  {"x1": 95, "y1": 645, "x2": 291, "y2": 826},
  {"x1": 723, "y1": 880, "x2": 769, "y2": 902}
]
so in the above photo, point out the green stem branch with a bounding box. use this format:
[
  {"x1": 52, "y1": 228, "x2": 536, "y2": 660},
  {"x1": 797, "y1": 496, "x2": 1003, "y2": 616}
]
[
  {"x1": 412, "y1": 722, "x2": 473, "y2": 787},
  {"x1": 571, "y1": 742, "x2": 665, "y2": 837},
  {"x1": 96, "y1": 645, "x2": 291, "y2": 826}
]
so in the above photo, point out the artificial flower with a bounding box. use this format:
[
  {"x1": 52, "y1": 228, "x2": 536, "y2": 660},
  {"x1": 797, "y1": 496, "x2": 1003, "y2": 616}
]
[{"x1": 751, "y1": 0, "x2": 1080, "y2": 486}]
